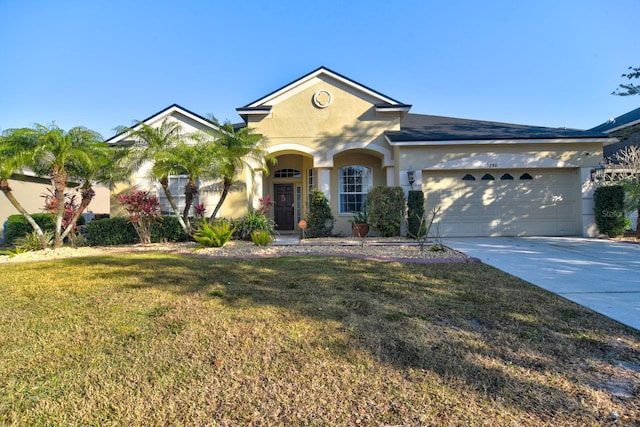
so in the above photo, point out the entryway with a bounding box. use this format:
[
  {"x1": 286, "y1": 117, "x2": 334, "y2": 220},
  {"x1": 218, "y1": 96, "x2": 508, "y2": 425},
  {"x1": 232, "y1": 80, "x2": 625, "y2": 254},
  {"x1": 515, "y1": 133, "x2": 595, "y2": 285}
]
[{"x1": 274, "y1": 183, "x2": 295, "y2": 230}]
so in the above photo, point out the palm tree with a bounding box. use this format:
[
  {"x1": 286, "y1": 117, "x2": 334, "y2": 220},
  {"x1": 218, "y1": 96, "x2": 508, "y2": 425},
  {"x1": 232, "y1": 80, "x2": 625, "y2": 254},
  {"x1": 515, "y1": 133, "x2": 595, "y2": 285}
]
[
  {"x1": 61, "y1": 142, "x2": 130, "y2": 241},
  {"x1": 205, "y1": 120, "x2": 276, "y2": 220},
  {"x1": 0, "y1": 135, "x2": 49, "y2": 249},
  {"x1": 2, "y1": 124, "x2": 104, "y2": 248},
  {"x1": 158, "y1": 140, "x2": 220, "y2": 232},
  {"x1": 118, "y1": 119, "x2": 194, "y2": 236}
]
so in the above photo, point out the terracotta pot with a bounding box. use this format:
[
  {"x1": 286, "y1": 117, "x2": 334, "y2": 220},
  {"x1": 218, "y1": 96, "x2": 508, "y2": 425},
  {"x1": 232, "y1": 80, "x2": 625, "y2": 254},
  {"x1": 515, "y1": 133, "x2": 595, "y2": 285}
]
[{"x1": 352, "y1": 224, "x2": 369, "y2": 237}]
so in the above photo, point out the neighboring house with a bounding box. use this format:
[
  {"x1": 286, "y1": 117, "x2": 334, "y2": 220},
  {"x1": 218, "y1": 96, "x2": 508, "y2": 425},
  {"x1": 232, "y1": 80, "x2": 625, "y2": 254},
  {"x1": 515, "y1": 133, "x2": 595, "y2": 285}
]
[
  {"x1": 109, "y1": 67, "x2": 616, "y2": 237},
  {"x1": 0, "y1": 172, "x2": 110, "y2": 242},
  {"x1": 590, "y1": 106, "x2": 640, "y2": 231},
  {"x1": 590, "y1": 106, "x2": 640, "y2": 161}
]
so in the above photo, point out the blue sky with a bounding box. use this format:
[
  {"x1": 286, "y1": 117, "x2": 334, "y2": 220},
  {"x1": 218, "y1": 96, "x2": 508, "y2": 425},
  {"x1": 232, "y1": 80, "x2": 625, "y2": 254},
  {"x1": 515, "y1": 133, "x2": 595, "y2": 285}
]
[{"x1": 0, "y1": 0, "x2": 638, "y2": 138}]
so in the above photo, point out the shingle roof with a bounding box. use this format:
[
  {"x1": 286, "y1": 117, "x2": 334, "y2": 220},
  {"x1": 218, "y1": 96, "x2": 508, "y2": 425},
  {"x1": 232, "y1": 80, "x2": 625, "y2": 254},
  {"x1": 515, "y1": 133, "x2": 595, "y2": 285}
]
[
  {"x1": 590, "y1": 106, "x2": 640, "y2": 133},
  {"x1": 386, "y1": 113, "x2": 609, "y2": 142}
]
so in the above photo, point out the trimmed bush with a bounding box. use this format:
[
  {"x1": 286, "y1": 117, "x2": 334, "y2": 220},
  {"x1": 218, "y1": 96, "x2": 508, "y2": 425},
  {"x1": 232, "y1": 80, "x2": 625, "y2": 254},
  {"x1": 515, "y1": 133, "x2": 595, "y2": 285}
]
[
  {"x1": 5, "y1": 214, "x2": 56, "y2": 244},
  {"x1": 305, "y1": 190, "x2": 334, "y2": 238},
  {"x1": 594, "y1": 185, "x2": 628, "y2": 237},
  {"x1": 86, "y1": 217, "x2": 137, "y2": 246},
  {"x1": 151, "y1": 216, "x2": 189, "y2": 242},
  {"x1": 368, "y1": 186, "x2": 406, "y2": 237},
  {"x1": 85, "y1": 216, "x2": 189, "y2": 246},
  {"x1": 407, "y1": 190, "x2": 425, "y2": 238}
]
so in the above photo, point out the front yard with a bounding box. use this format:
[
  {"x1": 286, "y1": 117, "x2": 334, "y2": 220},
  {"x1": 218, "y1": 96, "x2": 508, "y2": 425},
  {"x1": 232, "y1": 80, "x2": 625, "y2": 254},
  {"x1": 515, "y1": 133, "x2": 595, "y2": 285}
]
[{"x1": 1, "y1": 254, "x2": 638, "y2": 425}]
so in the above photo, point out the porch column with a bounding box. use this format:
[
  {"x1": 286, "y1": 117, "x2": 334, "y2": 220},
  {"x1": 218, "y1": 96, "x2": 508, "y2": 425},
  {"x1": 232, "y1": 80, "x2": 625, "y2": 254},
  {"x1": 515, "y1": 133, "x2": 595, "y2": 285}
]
[
  {"x1": 251, "y1": 169, "x2": 264, "y2": 210},
  {"x1": 385, "y1": 166, "x2": 395, "y2": 186},
  {"x1": 581, "y1": 167, "x2": 599, "y2": 237},
  {"x1": 317, "y1": 168, "x2": 331, "y2": 202}
]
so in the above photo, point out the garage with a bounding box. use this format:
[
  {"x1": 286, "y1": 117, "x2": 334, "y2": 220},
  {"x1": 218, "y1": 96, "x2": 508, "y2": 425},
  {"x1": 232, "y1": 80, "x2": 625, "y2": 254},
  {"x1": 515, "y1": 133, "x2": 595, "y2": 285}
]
[{"x1": 423, "y1": 168, "x2": 579, "y2": 237}]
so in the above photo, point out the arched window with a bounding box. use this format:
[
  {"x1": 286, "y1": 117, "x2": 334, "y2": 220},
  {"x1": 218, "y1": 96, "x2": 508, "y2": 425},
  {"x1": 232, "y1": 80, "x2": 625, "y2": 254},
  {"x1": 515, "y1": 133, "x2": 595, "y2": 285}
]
[
  {"x1": 274, "y1": 168, "x2": 301, "y2": 178},
  {"x1": 481, "y1": 173, "x2": 495, "y2": 181},
  {"x1": 519, "y1": 173, "x2": 533, "y2": 180},
  {"x1": 500, "y1": 173, "x2": 514, "y2": 180},
  {"x1": 339, "y1": 165, "x2": 372, "y2": 213},
  {"x1": 462, "y1": 174, "x2": 476, "y2": 181}
]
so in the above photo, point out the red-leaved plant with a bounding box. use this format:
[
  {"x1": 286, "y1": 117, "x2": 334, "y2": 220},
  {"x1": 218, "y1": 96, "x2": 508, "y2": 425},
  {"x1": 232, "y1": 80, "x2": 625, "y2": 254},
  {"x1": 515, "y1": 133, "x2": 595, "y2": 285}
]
[
  {"x1": 194, "y1": 203, "x2": 206, "y2": 218},
  {"x1": 257, "y1": 195, "x2": 273, "y2": 215},
  {"x1": 118, "y1": 190, "x2": 161, "y2": 244},
  {"x1": 42, "y1": 188, "x2": 80, "y2": 240}
]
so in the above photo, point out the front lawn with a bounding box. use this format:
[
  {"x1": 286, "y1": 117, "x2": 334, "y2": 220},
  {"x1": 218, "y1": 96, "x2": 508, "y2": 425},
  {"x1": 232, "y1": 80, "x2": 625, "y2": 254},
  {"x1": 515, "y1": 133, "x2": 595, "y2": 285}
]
[{"x1": 1, "y1": 254, "x2": 638, "y2": 425}]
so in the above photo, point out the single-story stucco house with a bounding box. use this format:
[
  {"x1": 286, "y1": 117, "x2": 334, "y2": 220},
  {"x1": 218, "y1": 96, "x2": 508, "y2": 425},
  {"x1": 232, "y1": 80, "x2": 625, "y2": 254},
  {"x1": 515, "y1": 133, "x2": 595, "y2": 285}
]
[
  {"x1": 107, "y1": 66, "x2": 617, "y2": 238},
  {"x1": 1, "y1": 67, "x2": 622, "y2": 241}
]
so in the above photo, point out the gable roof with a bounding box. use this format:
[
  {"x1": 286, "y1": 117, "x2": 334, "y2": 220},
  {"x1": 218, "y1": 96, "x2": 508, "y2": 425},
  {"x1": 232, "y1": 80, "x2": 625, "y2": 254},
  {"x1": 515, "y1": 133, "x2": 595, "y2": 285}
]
[
  {"x1": 386, "y1": 113, "x2": 612, "y2": 144},
  {"x1": 236, "y1": 66, "x2": 411, "y2": 120},
  {"x1": 590, "y1": 106, "x2": 640, "y2": 134},
  {"x1": 106, "y1": 103, "x2": 219, "y2": 145}
]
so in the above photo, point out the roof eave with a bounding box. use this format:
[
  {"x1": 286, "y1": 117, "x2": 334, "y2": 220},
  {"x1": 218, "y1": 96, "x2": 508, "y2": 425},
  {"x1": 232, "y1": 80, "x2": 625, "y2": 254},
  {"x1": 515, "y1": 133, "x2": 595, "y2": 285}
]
[
  {"x1": 240, "y1": 66, "x2": 406, "y2": 109},
  {"x1": 385, "y1": 137, "x2": 619, "y2": 146},
  {"x1": 375, "y1": 104, "x2": 412, "y2": 113},
  {"x1": 106, "y1": 104, "x2": 219, "y2": 144}
]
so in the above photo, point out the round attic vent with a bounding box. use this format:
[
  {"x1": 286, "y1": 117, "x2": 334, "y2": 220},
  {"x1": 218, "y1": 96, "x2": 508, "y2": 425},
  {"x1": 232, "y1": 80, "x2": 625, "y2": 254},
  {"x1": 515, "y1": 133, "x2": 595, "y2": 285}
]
[{"x1": 312, "y1": 89, "x2": 332, "y2": 108}]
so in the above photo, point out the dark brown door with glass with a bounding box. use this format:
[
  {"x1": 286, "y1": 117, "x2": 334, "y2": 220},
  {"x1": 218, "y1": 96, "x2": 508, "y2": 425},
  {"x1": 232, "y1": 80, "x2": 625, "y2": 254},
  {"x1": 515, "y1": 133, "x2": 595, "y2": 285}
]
[{"x1": 273, "y1": 184, "x2": 294, "y2": 230}]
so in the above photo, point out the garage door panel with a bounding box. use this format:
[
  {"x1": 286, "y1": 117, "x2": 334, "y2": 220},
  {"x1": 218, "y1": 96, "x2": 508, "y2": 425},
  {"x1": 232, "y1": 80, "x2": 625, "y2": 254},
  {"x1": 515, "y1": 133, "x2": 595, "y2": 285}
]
[{"x1": 424, "y1": 169, "x2": 578, "y2": 237}]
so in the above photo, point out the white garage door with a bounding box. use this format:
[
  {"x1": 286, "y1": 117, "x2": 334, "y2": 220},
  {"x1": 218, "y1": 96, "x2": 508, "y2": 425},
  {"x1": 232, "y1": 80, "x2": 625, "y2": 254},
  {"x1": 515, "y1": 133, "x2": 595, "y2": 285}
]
[{"x1": 423, "y1": 169, "x2": 579, "y2": 237}]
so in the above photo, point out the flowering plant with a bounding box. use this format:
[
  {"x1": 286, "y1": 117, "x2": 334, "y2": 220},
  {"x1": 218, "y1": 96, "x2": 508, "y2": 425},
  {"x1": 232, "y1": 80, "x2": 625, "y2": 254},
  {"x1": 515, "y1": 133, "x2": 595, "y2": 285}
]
[
  {"x1": 194, "y1": 203, "x2": 206, "y2": 218},
  {"x1": 118, "y1": 190, "x2": 161, "y2": 244},
  {"x1": 257, "y1": 195, "x2": 273, "y2": 215},
  {"x1": 42, "y1": 188, "x2": 80, "y2": 239}
]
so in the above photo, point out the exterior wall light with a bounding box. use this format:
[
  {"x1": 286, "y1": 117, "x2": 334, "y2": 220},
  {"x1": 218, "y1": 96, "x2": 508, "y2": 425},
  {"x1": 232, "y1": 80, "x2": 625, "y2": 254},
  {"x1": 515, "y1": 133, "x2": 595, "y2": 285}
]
[
  {"x1": 590, "y1": 163, "x2": 605, "y2": 183},
  {"x1": 407, "y1": 165, "x2": 416, "y2": 189}
]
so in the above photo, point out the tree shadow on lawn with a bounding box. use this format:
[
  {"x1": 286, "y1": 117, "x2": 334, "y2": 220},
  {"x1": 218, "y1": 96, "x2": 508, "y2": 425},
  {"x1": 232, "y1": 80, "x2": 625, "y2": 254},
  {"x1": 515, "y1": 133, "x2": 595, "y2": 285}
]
[{"x1": 71, "y1": 253, "x2": 640, "y2": 422}]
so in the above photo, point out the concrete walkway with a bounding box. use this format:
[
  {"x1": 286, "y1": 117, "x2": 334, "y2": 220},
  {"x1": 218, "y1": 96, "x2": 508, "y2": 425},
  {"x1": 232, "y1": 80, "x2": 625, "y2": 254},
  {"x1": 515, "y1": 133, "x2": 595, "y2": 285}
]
[{"x1": 444, "y1": 237, "x2": 640, "y2": 331}]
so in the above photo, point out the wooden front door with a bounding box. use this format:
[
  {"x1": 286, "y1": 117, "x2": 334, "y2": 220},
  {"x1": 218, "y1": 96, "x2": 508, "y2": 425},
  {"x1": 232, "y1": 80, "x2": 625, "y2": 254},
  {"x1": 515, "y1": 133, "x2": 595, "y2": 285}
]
[{"x1": 274, "y1": 184, "x2": 295, "y2": 230}]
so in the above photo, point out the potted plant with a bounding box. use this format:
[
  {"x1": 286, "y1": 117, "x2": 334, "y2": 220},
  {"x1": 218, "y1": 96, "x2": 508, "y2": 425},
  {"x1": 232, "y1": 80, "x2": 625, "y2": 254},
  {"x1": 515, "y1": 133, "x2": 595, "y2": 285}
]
[{"x1": 350, "y1": 205, "x2": 370, "y2": 237}]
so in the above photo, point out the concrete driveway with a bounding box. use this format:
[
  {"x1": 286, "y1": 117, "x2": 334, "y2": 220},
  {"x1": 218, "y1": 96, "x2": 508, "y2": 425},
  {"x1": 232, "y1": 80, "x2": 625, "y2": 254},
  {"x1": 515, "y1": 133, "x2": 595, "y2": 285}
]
[{"x1": 444, "y1": 237, "x2": 640, "y2": 331}]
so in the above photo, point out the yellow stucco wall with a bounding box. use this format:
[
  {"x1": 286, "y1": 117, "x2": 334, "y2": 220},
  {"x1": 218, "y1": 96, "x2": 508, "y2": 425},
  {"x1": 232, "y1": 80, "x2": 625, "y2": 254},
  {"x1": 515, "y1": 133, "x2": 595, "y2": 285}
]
[
  {"x1": 248, "y1": 75, "x2": 401, "y2": 160},
  {"x1": 396, "y1": 142, "x2": 604, "y2": 171}
]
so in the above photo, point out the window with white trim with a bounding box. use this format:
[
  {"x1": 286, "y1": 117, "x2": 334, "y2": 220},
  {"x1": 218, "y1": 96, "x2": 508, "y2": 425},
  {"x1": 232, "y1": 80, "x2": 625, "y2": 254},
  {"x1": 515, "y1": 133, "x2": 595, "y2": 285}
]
[
  {"x1": 339, "y1": 165, "x2": 372, "y2": 213},
  {"x1": 157, "y1": 175, "x2": 197, "y2": 216}
]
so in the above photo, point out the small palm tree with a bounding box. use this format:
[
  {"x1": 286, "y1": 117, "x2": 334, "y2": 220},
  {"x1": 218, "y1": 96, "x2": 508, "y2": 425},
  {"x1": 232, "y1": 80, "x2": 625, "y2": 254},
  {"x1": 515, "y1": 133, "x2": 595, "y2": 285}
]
[
  {"x1": 118, "y1": 119, "x2": 192, "y2": 236},
  {"x1": 159, "y1": 140, "x2": 220, "y2": 232},
  {"x1": 2, "y1": 124, "x2": 104, "y2": 248},
  {"x1": 0, "y1": 135, "x2": 49, "y2": 249},
  {"x1": 62, "y1": 142, "x2": 130, "y2": 241},
  {"x1": 204, "y1": 120, "x2": 276, "y2": 220}
]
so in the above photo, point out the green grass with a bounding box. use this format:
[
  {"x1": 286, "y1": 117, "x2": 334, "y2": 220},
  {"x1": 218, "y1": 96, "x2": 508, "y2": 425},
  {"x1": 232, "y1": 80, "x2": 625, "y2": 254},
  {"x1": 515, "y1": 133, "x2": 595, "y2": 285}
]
[{"x1": 1, "y1": 253, "x2": 639, "y2": 426}]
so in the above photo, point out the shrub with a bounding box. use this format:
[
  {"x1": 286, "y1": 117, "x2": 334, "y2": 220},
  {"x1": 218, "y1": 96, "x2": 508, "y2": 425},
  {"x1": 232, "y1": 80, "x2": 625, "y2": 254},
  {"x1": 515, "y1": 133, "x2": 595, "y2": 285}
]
[
  {"x1": 151, "y1": 216, "x2": 189, "y2": 242},
  {"x1": 193, "y1": 220, "x2": 235, "y2": 248},
  {"x1": 407, "y1": 190, "x2": 425, "y2": 238},
  {"x1": 5, "y1": 214, "x2": 56, "y2": 244},
  {"x1": 594, "y1": 185, "x2": 628, "y2": 237},
  {"x1": 118, "y1": 190, "x2": 161, "y2": 244},
  {"x1": 251, "y1": 229, "x2": 273, "y2": 246},
  {"x1": 85, "y1": 216, "x2": 189, "y2": 246},
  {"x1": 233, "y1": 211, "x2": 276, "y2": 241},
  {"x1": 305, "y1": 190, "x2": 334, "y2": 238},
  {"x1": 15, "y1": 230, "x2": 54, "y2": 251},
  {"x1": 368, "y1": 186, "x2": 406, "y2": 237},
  {"x1": 86, "y1": 217, "x2": 138, "y2": 246}
]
